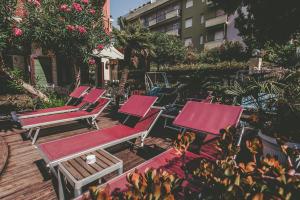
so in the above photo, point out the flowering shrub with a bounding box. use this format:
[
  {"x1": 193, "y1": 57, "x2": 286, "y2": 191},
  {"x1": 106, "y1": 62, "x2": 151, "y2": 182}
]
[{"x1": 12, "y1": 0, "x2": 109, "y2": 69}]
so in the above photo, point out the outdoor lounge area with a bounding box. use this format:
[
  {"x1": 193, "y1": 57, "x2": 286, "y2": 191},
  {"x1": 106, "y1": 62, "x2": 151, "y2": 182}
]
[{"x1": 1, "y1": 0, "x2": 300, "y2": 200}]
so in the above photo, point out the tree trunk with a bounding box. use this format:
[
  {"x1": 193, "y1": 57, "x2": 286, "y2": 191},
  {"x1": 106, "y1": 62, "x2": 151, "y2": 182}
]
[{"x1": 0, "y1": 53, "x2": 49, "y2": 102}]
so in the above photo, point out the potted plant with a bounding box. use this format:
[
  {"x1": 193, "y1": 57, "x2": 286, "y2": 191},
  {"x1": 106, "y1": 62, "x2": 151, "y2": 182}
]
[
  {"x1": 225, "y1": 70, "x2": 300, "y2": 163},
  {"x1": 187, "y1": 126, "x2": 300, "y2": 200}
]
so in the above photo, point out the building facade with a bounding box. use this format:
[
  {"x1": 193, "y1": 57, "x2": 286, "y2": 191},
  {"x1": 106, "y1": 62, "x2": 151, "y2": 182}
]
[{"x1": 124, "y1": 0, "x2": 243, "y2": 50}]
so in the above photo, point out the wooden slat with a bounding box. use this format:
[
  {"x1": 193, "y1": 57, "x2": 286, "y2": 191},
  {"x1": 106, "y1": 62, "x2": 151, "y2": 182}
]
[
  {"x1": 62, "y1": 161, "x2": 84, "y2": 180},
  {"x1": 92, "y1": 152, "x2": 111, "y2": 169},
  {"x1": 93, "y1": 150, "x2": 114, "y2": 167},
  {"x1": 80, "y1": 154, "x2": 103, "y2": 172},
  {"x1": 74, "y1": 157, "x2": 97, "y2": 175},
  {"x1": 68, "y1": 159, "x2": 90, "y2": 179},
  {"x1": 97, "y1": 149, "x2": 119, "y2": 164}
]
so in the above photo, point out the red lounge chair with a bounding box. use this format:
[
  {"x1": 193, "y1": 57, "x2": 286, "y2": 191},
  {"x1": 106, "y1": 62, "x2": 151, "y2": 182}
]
[
  {"x1": 20, "y1": 97, "x2": 111, "y2": 144},
  {"x1": 37, "y1": 95, "x2": 161, "y2": 168},
  {"x1": 14, "y1": 86, "x2": 103, "y2": 119},
  {"x1": 74, "y1": 148, "x2": 213, "y2": 199}
]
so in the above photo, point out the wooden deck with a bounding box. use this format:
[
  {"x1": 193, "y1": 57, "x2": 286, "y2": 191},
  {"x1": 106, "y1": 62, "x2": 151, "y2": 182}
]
[{"x1": 0, "y1": 109, "x2": 177, "y2": 200}]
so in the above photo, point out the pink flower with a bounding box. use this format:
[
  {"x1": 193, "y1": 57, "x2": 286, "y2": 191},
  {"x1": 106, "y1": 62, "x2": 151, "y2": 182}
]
[
  {"x1": 72, "y1": 2, "x2": 82, "y2": 12},
  {"x1": 13, "y1": 28, "x2": 23, "y2": 37},
  {"x1": 60, "y1": 4, "x2": 69, "y2": 12},
  {"x1": 89, "y1": 9, "x2": 96, "y2": 14},
  {"x1": 66, "y1": 25, "x2": 75, "y2": 32},
  {"x1": 81, "y1": 0, "x2": 89, "y2": 4},
  {"x1": 88, "y1": 58, "x2": 96, "y2": 65},
  {"x1": 97, "y1": 44, "x2": 104, "y2": 50},
  {"x1": 77, "y1": 25, "x2": 87, "y2": 34}
]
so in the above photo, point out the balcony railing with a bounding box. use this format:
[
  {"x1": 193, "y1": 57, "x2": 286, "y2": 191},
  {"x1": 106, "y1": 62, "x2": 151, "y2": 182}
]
[
  {"x1": 204, "y1": 39, "x2": 224, "y2": 49},
  {"x1": 166, "y1": 29, "x2": 180, "y2": 36},
  {"x1": 205, "y1": 15, "x2": 227, "y2": 28},
  {"x1": 166, "y1": 9, "x2": 180, "y2": 20},
  {"x1": 147, "y1": 9, "x2": 180, "y2": 27}
]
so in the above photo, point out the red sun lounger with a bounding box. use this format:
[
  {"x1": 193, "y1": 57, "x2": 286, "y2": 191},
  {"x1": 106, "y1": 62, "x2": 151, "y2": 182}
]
[
  {"x1": 173, "y1": 101, "x2": 243, "y2": 135},
  {"x1": 73, "y1": 148, "x2": 213, "y2": 199},
  {"x1": 37, "y1": 95, "x2": 161, "y2": 168},
  {"x1": 20, "y1": 97, "x2": 111, "y2": 144},
  {"x1": 14, "y1": 86, "x2": 105, "y2": 120}
]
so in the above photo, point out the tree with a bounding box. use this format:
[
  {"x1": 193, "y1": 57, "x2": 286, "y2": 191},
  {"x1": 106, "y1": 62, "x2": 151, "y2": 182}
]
[
  {"x1": 14, "y1": 0, "x2": 110, "y2": 85},
  {"x1": 213, "y1": 0, "x2": 300, "y2": 49},
  {"x1": 113, "y1": 17, "x2": 155, "y2": 71},
  {"x1": 150, "y1": 32, "x2": 186, "y2": 69}
]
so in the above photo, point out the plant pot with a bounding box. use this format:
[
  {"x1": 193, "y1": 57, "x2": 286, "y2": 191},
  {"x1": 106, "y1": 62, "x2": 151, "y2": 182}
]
[{"x1": 258, "y1": 130, "x2": 300, "y2": 164}]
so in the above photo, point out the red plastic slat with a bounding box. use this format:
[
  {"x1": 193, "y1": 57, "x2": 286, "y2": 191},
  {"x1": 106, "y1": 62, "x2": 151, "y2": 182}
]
[
  {"x1": 118, "y1": 95, "x2": 158, "y2": 117},
  {"x1": 173, "y1": 101, "x2": 243, "y2": 135},
  {"x1": 83, "y1": 88, "x2": 106, "y2": 104},
  {"x1": 69, "y1": 86, "x2": 90, "y2": 98}
]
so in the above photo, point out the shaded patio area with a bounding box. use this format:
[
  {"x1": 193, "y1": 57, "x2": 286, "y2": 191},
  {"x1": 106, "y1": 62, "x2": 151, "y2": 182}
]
[{"x1": 0, "y1": 107, "x2": 216, "y2": 200}]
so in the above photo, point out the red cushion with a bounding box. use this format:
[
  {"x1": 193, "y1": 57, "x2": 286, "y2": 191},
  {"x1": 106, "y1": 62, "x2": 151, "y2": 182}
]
[
  {"x1": 38, "y1": 125, "x2": 138, "y2": 161},
  {"x1": 173, "y1": 101, "x2": 243, "y2": 135},
  {"x1": 69, "y1": 86, "x2": 90, "y2": 98},
  {"x1": 17, "y1": 105, "x2": 77, "y2": 117},
  {"x1": 118, "y1": 95, "x2": 158, "y2": 117},
  {"x1": 20, "y1": 98, "x2": 110, "y2": 128},
  {"x1": 83, "y1": 88, "x2": 105, "y2": 104}
]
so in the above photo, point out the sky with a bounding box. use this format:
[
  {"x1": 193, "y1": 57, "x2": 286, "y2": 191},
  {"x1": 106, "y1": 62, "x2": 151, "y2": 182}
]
[{"x1": 111, "y1": 0, "x2": 149, "y2": 28}]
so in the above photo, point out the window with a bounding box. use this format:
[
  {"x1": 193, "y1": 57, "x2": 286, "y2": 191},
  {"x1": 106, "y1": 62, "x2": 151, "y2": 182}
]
[
  {"x1": 215, "y1": 30, "x2": 224, "y2": 41},
  {"x1": 200, "y1": 15, "x2": 205, "y2": 24},
  {"x1": 185, "y1": 18, "x2": 193, "y2": 28},
  {"x1": 184, "y1": 38, "x2": 193, "y2": 47},
  {"x1": 200, "y1": 35, "x2": 204, "y2": 44},
  {"x1": 186, "y1": 0, "x2": 193, "y2": 8}
]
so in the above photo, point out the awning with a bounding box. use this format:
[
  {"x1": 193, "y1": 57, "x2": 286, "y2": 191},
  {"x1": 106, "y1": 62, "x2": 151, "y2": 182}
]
[{"x1": 92, "y1": 45, "x2": 124, "y2": 60}]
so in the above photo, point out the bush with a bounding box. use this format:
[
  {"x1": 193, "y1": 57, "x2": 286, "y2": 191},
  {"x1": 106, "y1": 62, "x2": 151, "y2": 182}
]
[
  {"x1": 199, "y1": 41, "x2": 248, "y2": 64},
  {"x1": 264, "y1": 41, "x2": 299, "y2": 68}
]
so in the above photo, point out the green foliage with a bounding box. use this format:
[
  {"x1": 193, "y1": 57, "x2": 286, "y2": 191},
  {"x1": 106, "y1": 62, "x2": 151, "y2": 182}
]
[
  {"x1": 6, "y1": 68, "x2": 25, "y2": 93},
  {"x1": 264, "y1": 41, "x2": 299, "y2": 68},
  {"x1": 199, "y1": 41, "x2": 247, "y2": 64},
  {"x1": 33, "y1": 88, "x2": 67, "y2": 109},
  {"x1": 156, "y1": 61, "x2": 247, "y2": 72},
  {"x1": 0, "y1": 0, "x2": 17, "y2": 51},
  {"x1": 150, "y1": 32, "x2": 186, "y2": 66},
  {"x1": 189, "y1": 127, "x2": 300, "y2": 200},
  {"x1": 113, "y1": 18, "x2": 155, "y2": 71},
  {"x1": 14, "y1": 0, "x2": 109, "y2": 64},
  {"x1": 213, "y1": 0, "x2": 300, "y2": 48}
]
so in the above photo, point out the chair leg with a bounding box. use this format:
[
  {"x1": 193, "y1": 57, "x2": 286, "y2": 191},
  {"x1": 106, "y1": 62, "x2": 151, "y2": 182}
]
[
  {"x1": 32, "y1": 128, "x2": 40, "y2": 144},
  {"x1": 93, "y1": 120, "x2": 99, "y2": 130},
  {"x1": 27, "y1": 128, "x2": 34, "y2": 139}
]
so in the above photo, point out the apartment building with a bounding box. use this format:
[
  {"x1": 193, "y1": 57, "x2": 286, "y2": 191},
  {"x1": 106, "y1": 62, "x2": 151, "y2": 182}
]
[{"x1": 124, "y1": 0, "x2": 243, "y2": 50}]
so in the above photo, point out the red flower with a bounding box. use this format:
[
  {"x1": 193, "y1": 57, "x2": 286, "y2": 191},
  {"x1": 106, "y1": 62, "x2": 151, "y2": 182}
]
[
  {"x1": 13, "y1": 28, "x2": 23, "y2": 37},
  {"x1": 81, "y1": 0, "x2": 89, "y2": 4},
  {"x1": 76, "y1": 26, "x2": 87, "y2": 34},
  {"x1": 89, "y1": 9, "x2": 96, "y2": 14},
  {"x1": 66, "y1": 25, "x2": 75, "y2": 32},
  {"x1": 97, "y1": 44, "x2": 104, "y2": 50},
  {"x1": 88, "y1": 58, "x2": 96, "y2": 65},
  {"x1": 72, "y1": 2, "x2": 83, "y2": 12}
]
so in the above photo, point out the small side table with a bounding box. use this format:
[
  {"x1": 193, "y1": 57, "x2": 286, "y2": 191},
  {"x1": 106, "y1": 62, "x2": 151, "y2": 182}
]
[{"x1": 58, "y1": 149, "x2": 123, "y2": 199}]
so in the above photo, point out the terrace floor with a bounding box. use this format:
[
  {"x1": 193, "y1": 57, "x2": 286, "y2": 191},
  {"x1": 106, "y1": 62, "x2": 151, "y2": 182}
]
[{"x1": 0, "y1": 107, "x2": 217, "y2": 200}]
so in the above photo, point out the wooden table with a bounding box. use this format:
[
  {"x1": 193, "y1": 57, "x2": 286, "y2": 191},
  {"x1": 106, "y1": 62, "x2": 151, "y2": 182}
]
[{"x1": 58, "y1": 149, "x2": 123, "y2": 199}]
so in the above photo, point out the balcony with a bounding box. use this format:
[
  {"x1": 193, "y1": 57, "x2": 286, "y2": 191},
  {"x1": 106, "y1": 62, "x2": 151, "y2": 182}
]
[
  {"x1": 166, "y1": 29, "x2": 180, "y2": 36},
  {"x1": 148, "y1": 9, "x2": 180, "y2": 27},
  {"x1": 204, "y1": 40, "x2": 223, "y2": 49},
  {"x1": 166, "y1": 9, "x2": 180, "y2": 20},
  {"x1": 205, "y1": 15, "x2": 227, "y2": 28},
  {"x1": 149, "y1": 19, "x2": 157, "y2": 26}
]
